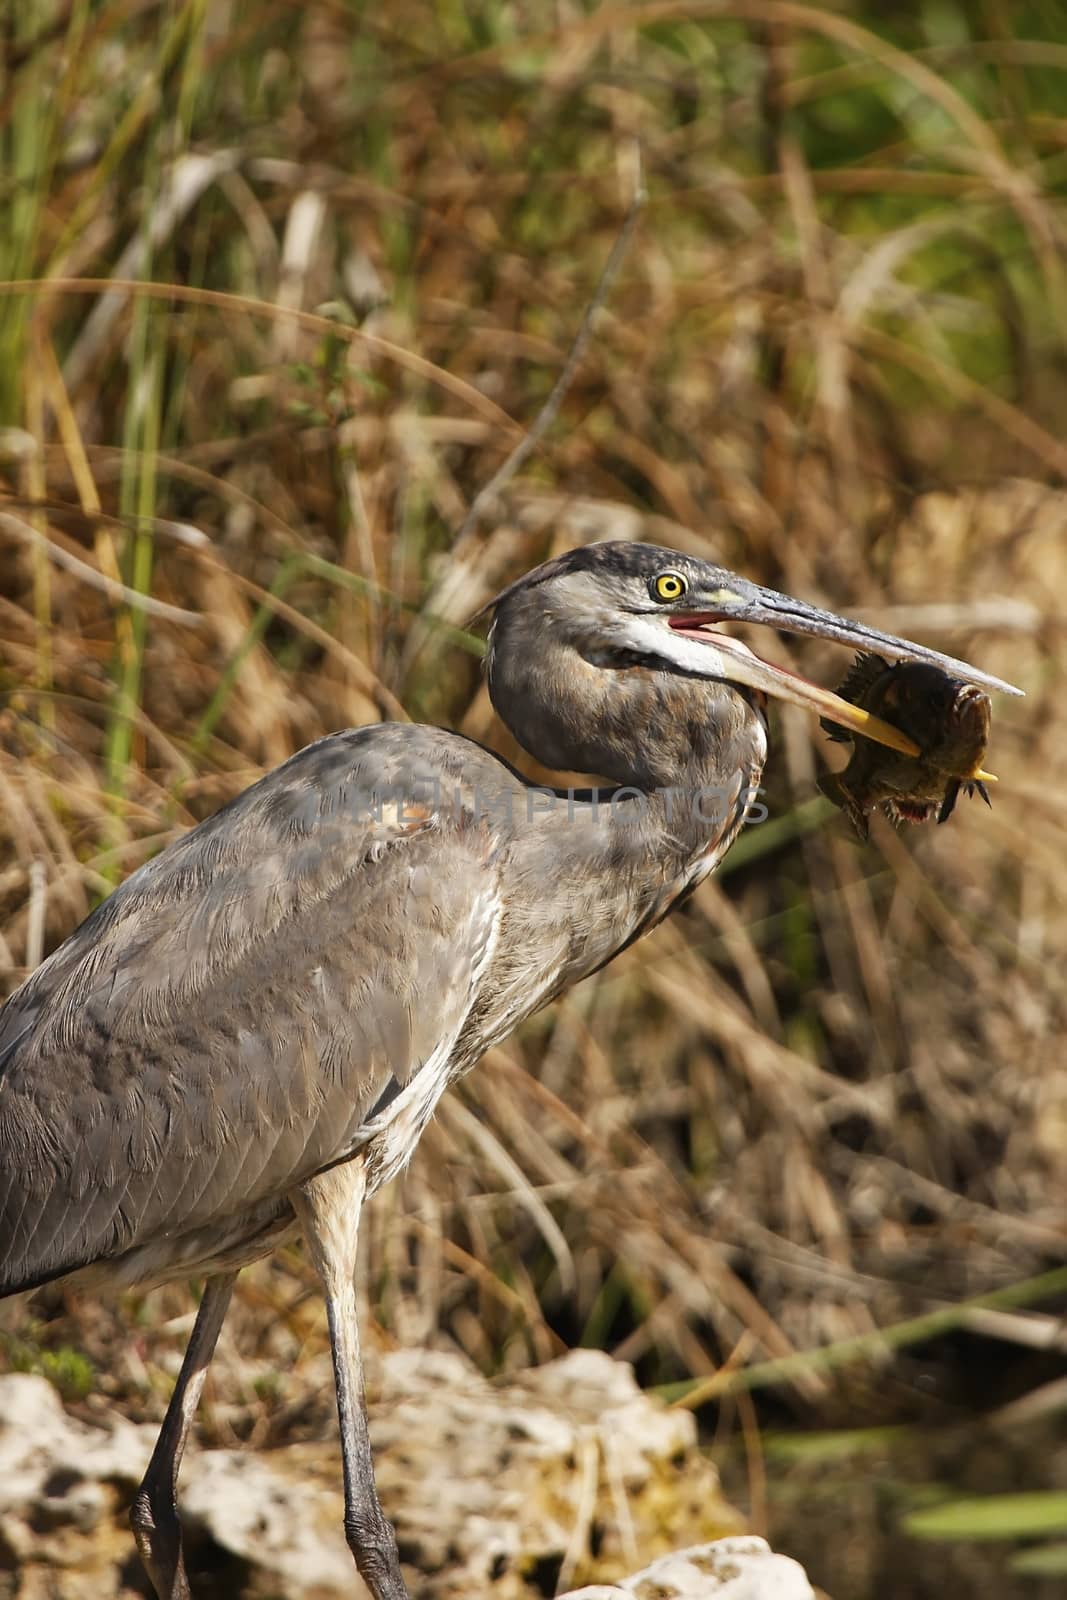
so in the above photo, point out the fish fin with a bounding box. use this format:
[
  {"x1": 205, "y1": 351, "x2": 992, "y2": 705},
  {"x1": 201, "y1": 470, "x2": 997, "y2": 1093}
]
[
  {"x1": 818, "y1": 772, "x2": 869, "y2": 838},
  {"x1": 937, "y1": 780, "x2": 961, "y2": 825},
  {"x1": 959, "y1": 779, "x2": 993, "y2": 808},
  {"x1": 819, "y1": 653, "x2": 890, "y2": 742},
  {"x1": 939, "y1": 778, "x2": 993, "y2": 824},
  {"x1": 844, "y1": 796, "x2": 871, "y2": 841},
  {"x1": 837, "y1": 652, "x2": 891, "y2": 702}
]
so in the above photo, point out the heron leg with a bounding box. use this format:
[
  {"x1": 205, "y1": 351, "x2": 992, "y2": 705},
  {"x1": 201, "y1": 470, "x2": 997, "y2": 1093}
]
[
  {"x1": 130, "y1": 1271, "x2": 237, "y2": 1600},
  {"x1": 292, "y1": 1160, "x2": 409, "y2": 1600}
]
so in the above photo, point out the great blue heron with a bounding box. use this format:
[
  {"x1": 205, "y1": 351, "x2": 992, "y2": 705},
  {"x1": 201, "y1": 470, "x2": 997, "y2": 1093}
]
[{"x1": 0, "y1": 541, "x2": 1020, "y2": 1600}]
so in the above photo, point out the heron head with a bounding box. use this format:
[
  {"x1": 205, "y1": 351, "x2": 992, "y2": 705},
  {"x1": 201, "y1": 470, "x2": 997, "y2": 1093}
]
[{"x1": 482, "y1": 541, "x2": 1021, "y2": 786}]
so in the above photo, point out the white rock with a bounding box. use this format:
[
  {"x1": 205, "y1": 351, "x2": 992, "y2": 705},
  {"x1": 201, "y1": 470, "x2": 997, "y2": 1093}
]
[
  {"x1": 0, "y1": 1372, "x2": 156, "y2": 1510},
  {"x1": 181, "y1": 1450, "x2": 354, "y2": 1591},
  {"x1": 563, "y1": 1539, "x2": 816, "y2": 1599}
]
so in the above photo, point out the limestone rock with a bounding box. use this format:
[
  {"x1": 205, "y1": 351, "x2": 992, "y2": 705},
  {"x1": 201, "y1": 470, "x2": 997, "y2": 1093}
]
[
  {"x1": 0, "y1": 1373, "x2": 158, "y2": 1599},
  {"x1": 0, "y1": 1354, "x2": 780, "y2": 1599},
  {"x1": 561, "y1": 1537, "x2": 816, "y2": 1598},
  {"x1": 373, "y1": 1347, "x2": 744, "y2": 1594},
  {"x1": 180, "y1": 1449, "x2": 354, "y2": 1595}
]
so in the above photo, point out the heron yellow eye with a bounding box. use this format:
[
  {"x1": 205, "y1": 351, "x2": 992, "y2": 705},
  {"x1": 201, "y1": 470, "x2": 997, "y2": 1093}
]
[{"x1": 651, "y1": 571, "x2": 688, "y2": 602}]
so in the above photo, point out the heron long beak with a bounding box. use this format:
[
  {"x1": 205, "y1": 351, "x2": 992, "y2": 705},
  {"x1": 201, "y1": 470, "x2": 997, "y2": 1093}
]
[{"x1": 665, "y1": 579, "x2": 1023, "y2": 758}]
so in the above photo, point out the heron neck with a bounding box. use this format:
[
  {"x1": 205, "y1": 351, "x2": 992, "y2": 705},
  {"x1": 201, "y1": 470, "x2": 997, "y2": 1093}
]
[
  {"x1": 503, "y1": 705, "x2": 767, "y2": 991},
  {"x1": 487, "y1": 624, "x2": 769, "y2": 962},
  {"x1": 534, "y1": 718, "x2": 765, "y2": 877}
]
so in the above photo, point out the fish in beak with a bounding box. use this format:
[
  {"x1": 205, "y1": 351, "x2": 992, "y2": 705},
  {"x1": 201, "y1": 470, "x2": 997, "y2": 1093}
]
[
  {"x1": 660, "y1": 571, "x2": 1022, "y2": 759},
  {"x1": 816, "y1": 653, "x2": 995, "y2": 838}
]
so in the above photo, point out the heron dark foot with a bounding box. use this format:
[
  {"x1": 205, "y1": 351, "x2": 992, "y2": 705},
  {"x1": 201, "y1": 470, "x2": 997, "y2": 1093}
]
[
  {"x1": 293, "y1": 1161, "x2": 411, "y2": 1600},
  {"x1": 130, "y1": 1485, "x2": 190, "y2": 1600},
  {"x1": 345, "y1": 1508, "x2": 409, "y2": 1600},
  {"x1": 130, "y1": 1272, "x2": 237, "y2": 1600}
]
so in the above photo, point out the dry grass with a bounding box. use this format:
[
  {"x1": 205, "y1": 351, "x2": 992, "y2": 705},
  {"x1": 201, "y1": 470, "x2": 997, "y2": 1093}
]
[{"x1": 1, "y1": 0, "x2": 1065, "y2": 1490}]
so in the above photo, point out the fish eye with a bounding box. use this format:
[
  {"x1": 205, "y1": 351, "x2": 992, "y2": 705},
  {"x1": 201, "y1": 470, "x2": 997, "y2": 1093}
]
[{"x1": 650, "y1": 571, "x2": 688, "y2": 602}]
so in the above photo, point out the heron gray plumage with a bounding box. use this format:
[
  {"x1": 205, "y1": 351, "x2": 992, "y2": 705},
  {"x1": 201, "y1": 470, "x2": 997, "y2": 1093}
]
[{"x1": 0, "y1": 541, "x2": 1021, "y2": 1600}]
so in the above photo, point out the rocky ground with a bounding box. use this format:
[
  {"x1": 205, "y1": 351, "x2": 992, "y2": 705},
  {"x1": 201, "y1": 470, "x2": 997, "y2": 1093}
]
[{"x1": 0, "y1": 1351, "x2": 813, "y2": 1599}]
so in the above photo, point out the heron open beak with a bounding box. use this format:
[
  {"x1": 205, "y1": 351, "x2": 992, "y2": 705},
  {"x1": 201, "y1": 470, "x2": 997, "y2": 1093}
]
[{"x1": 666, "y1": 579, "x2": 1023, "y2": 759}]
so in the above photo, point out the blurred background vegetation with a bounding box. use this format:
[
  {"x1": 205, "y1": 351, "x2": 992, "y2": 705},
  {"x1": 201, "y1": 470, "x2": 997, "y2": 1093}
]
[{"x1": 1, "y1": 2, "x2": 1066, "y2": 1596}]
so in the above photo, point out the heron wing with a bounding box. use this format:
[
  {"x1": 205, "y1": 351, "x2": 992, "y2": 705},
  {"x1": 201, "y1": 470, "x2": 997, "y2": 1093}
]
[{"x1": 0, "y1": 726, "x2": 507, "y2": 1294}]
